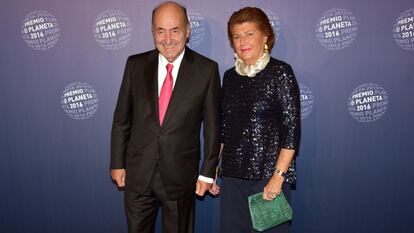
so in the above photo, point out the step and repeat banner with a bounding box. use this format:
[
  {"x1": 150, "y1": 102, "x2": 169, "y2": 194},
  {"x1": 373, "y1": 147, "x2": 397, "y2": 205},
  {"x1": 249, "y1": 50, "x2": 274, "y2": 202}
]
[{"x1": 1, "y1": 0, "x2": 413, "y2": 232}]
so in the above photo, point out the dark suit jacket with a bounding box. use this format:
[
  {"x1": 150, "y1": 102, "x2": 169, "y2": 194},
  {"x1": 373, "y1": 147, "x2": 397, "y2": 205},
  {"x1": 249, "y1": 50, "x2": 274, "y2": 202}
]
[{"x1": 110, "y1": 48, "x2": 221, "y2": 200}]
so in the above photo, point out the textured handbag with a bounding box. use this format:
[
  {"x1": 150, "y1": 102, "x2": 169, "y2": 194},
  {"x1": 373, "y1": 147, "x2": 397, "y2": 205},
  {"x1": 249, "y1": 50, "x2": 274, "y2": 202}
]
[{"x1": 248, "y1": 192, "x2": 292, "y2": 231}]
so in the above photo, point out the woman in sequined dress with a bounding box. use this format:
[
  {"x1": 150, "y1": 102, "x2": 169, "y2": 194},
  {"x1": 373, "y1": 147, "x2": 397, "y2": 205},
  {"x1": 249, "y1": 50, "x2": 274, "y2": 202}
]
[{"x1": 209, "y1": 7, "x2": 301, "y2": 233}]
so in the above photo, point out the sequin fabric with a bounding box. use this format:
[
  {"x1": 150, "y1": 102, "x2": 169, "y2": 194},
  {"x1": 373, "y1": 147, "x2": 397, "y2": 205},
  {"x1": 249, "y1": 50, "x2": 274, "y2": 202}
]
[{"x1": 221, "y1": 57, "x2": 301, "y2": 184}]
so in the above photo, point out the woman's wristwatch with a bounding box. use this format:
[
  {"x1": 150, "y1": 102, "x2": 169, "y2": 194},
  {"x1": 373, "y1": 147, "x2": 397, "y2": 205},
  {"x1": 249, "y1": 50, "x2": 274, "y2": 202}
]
[{"x1": 275, "y1": 169, "x2": 286, "y2": 177}]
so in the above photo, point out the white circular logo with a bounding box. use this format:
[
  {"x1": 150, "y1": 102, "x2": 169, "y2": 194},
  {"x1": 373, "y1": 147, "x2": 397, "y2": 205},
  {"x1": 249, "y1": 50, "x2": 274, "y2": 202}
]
[
  {"x1": 393, "y1": 8, "x2": 414, "y2": 51},
  {"x1": 61, "y1": 82, "x2": 99, "y2": 120},
  {"x1": 299, "y1": 83, "x2": 314, "y2": 119},
  {"x1": 93, "y1": 10, "x2": 132, "y2": 50},
  {"x1": 348, "y1": 83, "x2": 389, "y2": 123},
  {"x1": 187, "y1": 9, "x2": 206, "y2": 49},
  {"x1": 21, "y1": 10, "x2": 60, "y2": 51},
  {"x1": 315, "y1": 8, "x2": 358, "y2": 50},
  {"x1": 263, "y1": 9, "x2": 281, "y2": 39}
]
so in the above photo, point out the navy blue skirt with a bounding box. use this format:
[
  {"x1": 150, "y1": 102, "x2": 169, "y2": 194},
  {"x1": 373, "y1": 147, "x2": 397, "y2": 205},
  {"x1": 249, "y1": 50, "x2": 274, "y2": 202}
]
[{"x1": 220, "y1": 176, "x2": 292, "y2": 233}]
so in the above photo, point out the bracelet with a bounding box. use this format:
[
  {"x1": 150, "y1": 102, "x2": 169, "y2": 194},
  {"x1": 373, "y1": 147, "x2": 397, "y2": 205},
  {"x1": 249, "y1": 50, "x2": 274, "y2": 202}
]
[{"x1": 275, "y1": 169, "x2": 286, "y2": 177}]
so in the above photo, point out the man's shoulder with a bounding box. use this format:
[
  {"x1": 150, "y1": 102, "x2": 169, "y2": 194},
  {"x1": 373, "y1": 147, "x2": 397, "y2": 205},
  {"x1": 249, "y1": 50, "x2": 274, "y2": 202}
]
[
  {"x1": 126, "y1": 49, "x2": 158, "y2": 64},
  {"x1": 186, "y1": 48, "x2": 218, "y2": 67}
]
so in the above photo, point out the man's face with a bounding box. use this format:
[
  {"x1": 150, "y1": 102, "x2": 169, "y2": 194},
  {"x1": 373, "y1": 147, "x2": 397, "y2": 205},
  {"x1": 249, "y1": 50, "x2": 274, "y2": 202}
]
[{"x1": 152, "y1": 5, "x2": 190, "y2": 63}]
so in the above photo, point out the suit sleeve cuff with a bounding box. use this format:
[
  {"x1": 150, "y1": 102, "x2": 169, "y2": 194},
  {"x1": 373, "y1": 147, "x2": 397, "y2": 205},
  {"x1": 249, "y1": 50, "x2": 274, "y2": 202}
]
[{"x1": 198, "y1": 175, "x2": 214, "y2": 183}]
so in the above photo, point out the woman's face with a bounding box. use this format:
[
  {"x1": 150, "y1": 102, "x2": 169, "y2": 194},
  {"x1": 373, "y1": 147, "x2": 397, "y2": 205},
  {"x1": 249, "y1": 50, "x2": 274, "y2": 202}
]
[{"x1": 230, "y1": 22, "x2": 268, "y2": 65}]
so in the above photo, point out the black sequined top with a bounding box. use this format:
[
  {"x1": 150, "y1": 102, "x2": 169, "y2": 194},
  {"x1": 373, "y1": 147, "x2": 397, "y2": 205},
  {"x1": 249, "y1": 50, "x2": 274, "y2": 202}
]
[{"x1": 220, "y1": 57, "x2": 301, "y2": 184}]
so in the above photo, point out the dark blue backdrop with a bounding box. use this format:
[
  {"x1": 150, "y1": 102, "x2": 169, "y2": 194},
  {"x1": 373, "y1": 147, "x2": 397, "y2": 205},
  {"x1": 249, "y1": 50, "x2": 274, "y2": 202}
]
[{"x1": 1, "y1": 0, "x2": 413, "y2": 233}]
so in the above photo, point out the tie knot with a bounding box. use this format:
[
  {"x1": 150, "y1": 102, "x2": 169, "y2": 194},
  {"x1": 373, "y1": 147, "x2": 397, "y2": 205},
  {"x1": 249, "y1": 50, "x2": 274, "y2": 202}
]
[{"x1": 166, "y1": 63, "x2": 174, "y2": 73}]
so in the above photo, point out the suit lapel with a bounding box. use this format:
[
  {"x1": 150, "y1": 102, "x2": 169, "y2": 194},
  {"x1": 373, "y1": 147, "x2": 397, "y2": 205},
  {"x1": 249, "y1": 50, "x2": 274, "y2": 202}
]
[
  {"x1": 143, "y1": 50, "x2": 161, "y2": 129},
  {"x1": 162, "y1": 49, "x2": 195, "y2": 127}
]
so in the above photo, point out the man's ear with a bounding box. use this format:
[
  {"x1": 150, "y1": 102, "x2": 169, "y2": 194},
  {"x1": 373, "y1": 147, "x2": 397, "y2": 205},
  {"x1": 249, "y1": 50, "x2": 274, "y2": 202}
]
[{"x1": 186, "y1": 24, "x2": 191, "y2": 41}]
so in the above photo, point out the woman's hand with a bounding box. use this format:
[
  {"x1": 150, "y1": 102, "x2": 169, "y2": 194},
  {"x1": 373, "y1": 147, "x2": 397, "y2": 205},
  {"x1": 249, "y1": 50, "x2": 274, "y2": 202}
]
[
  {"x1": 208, "y1": 180, "x2": 220, "y2": 196},
  {"x1": 263, "y1": 173, "x2": 284, "y2": 200},
  {"x1": 263, "y1": 148, "x2": 294, "y2": 200},
  {"x1": 209, "y1": 143, "x2": 224, "y2": 196}
]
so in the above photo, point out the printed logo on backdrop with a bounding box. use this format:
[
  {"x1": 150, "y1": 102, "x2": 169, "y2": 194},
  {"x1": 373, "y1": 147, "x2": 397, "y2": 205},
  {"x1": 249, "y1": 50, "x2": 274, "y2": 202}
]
[
  {"x1": 21, "y1": 10, "x2": 60, "y2": 51},
  {"x1": 61, "y1": 82, "x2": 99, "y2": 120},
  {"x1": 187, "y1": 9, "x2": 206, "y2": 49},
  {"x1": 93, "y1": 10, "x2": 132, "y2": 50},
  {"x1": 315, "y1": 8, "x2": 358, "y2": 50},
  {"x1": 348, "y1": 83, "x2": 389, "y2": 123},
  {"x1": 393, "y1": 8, "x2": 414, "y2": 51},
  {"x1": 263, "y1": 9, "x2": 281, "y2": 39},
  {"x1": 299, "y1": 83, "x2": 314, "y2": 119}
]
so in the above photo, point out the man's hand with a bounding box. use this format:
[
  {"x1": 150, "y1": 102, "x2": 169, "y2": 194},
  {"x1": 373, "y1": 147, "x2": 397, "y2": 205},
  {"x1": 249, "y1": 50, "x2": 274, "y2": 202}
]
[
  {"x1": 111, "y1": 169, "x2": 126, "y2": 187},
  {"x1": 195, "y1": 179, "x2": 212, "y2": 196}
]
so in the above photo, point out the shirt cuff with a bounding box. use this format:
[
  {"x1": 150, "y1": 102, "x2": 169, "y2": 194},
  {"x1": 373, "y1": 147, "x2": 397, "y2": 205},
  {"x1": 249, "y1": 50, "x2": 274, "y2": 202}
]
[{"x1": 198, "y1": 175, "x2": 214, "y2": 183}]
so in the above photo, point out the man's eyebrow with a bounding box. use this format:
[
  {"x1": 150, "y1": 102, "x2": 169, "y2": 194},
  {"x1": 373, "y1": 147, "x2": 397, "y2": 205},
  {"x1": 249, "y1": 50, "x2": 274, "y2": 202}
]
[{"x1": 155, "y1": 26, "x2": 180, "y2": 31}]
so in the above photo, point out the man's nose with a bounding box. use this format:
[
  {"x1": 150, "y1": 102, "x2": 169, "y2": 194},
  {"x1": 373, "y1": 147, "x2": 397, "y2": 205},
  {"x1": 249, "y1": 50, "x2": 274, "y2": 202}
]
[{"x1": 165, "y1": 32, "x2": 172, "y2": 44}]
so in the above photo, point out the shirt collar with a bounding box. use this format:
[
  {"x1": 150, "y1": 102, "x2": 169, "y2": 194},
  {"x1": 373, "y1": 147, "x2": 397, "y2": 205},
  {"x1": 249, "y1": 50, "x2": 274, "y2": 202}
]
[{"x1": 158, "y1": 48, "x2": 185, "y2": 69}]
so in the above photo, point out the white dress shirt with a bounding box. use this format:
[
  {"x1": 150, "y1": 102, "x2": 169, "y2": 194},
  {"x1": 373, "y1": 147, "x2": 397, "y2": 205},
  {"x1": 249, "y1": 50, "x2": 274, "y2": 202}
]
[{"x1": 157, "y1": 50, "x2": 184, "y2": 95}]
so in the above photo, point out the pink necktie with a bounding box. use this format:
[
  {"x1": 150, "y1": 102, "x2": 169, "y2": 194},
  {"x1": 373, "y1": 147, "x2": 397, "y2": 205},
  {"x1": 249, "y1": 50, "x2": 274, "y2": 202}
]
[{"x1": 159, "y1": 63, "x2": 174, "y2": 125}]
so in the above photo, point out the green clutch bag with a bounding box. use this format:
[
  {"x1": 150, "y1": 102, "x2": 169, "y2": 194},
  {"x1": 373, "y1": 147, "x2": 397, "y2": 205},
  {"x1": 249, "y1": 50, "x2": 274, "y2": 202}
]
[{"x1": 248, "y1": 192, "x2": 292, "y2": 231}]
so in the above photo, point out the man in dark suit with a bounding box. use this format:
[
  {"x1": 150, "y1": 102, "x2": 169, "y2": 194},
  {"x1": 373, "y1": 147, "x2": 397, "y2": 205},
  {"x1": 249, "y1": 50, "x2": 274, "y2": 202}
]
[{"x1": 110, "y1": 1, "x2": 221, "y2": 233}]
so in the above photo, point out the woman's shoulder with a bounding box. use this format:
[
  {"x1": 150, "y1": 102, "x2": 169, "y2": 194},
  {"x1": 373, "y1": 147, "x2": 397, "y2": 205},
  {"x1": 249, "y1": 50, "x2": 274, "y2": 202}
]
[
  {"x1": 268, "y1": 57, "x2": 293, "y2": 72},
  {"x1": 265, "y1": 58, "x2": 297, "y2": 85},
  {"x1": 224, "y1": 66, "x2": 236, "y2": 76},
  {"x1": 223, "y1": 67, "x2": 238, "y2": 82}
]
